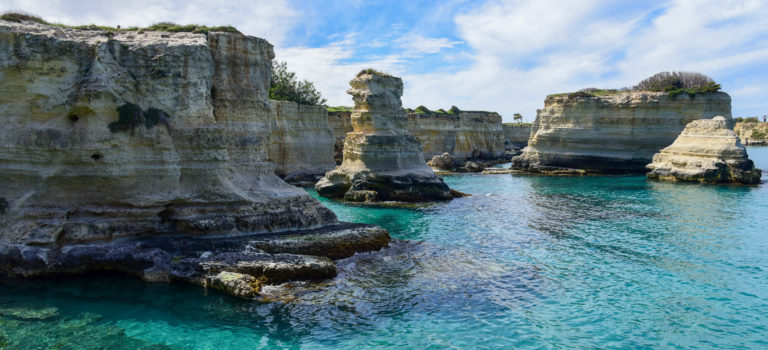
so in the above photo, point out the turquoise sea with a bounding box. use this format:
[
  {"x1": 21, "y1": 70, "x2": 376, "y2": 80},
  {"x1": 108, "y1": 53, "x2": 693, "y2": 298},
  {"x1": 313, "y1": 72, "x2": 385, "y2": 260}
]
[{"x1": 1, "y1": 148, "x2": 767, "y2": 349}]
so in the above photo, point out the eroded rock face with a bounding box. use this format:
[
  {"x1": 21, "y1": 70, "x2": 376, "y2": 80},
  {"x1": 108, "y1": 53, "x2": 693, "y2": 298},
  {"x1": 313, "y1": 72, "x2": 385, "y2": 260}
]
[
  {"x1": 734, "y1": 122, "x2": 768, "y2": 146},
  {"x1": 646, "y1": 116, "x2": 761, "y2": 184},
  {"x1": 268, "y1": 100, "x2": 335, "y2": 185},
  {"x1": 0, "y1": 21, "x2": 392, "y2": 297},
  {"x1": 406, "y1": 110, "x2": 505, "y2": 160},
  {"x1": 502, "y1": 124, "x2": 531, "y2": 151},
  {"x1": 512, "y1": 91, "x2": 732, "y2": 174},
  {"x1": 0, "y1": 223, "x2": 391, "y2": 298},
  {"x1": 315, "y1": 73, "x2": 453, "y2": 202},
  {"x1": 328, "y1": 110, "x2": 354, "y2": 165},
  {"x1": 0, "y1": 20, "x2": 337, "y2": 246}
]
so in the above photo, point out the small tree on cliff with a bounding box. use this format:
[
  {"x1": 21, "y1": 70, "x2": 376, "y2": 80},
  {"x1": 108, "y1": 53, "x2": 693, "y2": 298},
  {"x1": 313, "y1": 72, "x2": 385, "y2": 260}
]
[
  {"x1": 513, "y1": 113, "x2": 523, "y2": 123},
  {"x1": 269, "y1": 61, "x2": 327, "y2": 105}
]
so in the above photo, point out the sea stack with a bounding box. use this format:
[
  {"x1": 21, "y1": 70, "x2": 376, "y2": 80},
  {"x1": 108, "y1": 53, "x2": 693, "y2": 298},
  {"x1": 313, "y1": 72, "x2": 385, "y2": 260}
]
[
  {"x1": 646, "y1": 116, "x2": 762, "y2": 184},
  {"x1": 315, "y1": 70, "x2": 454, "y2": 202},
  {"x1": 511, "y1": 91, "x2": 732, "y2": 174}
]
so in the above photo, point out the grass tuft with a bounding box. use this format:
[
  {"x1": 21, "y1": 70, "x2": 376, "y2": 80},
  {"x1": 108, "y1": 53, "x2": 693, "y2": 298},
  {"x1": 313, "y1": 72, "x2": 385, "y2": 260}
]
[
  {"x1": 0, "y1": 11, "x2": 47, "y2": 24},
  {"x1": 356, "y1": 68, "x2": 393, "y2": 77}
]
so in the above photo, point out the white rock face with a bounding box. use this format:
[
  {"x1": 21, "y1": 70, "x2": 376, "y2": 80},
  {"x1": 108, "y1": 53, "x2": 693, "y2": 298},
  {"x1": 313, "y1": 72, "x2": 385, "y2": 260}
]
[
  {"x1": 733, "y1": 122, "x2": 768, "y2": 145},
  {"x1": 268, "y1": 100, "x2": 335, "y2": 180},
  {"x1": 315, "y1": 72, "x2": 453, "y2": 202},
  {"x1": 512, "y1": 91, "x2": 732, "y2": 174},
  {"x1": 406, "y1": 110, "x2": 505, "y2": 160},
  {"x1": 0, "y1": 20, "x2": 337, "y2": 246},
  {"x1": 646, "y1": 116, "x2": 761, "y2": 184},
  {"x1": 328, "y1": 110, "x2": 353, "y2": 164},
  {"x1": 502, "y1": 124, "x2": 531, "y2": 150}
]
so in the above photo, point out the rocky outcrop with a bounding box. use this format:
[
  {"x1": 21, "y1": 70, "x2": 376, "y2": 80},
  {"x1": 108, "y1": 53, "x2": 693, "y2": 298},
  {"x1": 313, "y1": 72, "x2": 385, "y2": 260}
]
[
  {"x1": 502, "y1": 123, "x2": 531, "y2": 150},
  {"x1": 646, "y1": 116, "x2": 761, "y2": 184},
  {"x1": 734, "y1": 122, "x2": 768, "y2": 145},
  {"x1": 268, "y1": 100, "x2": 335, "y2": 185},
  {"x1": 406, "y1": 109, "x2": 505, "y2": 160},
  {"x1": 512, "y1": 91, "x2": 732, "y2": 174},
  {"x1": 315, "y1": 71, "x2": 454, "y2": 202},
  {"x1": 327, "y1": 110, "x2": 353, "y2": 164},
  {"x1": 0, "y1": 21, "x2": 390, "y2": 298}
]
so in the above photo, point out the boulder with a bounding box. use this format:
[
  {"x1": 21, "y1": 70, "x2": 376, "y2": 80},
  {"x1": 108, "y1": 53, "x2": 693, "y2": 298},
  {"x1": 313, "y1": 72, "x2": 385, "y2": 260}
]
[
  {"x1": 647, "y1": 116, "x2": 761, "y2": 184},
  {"x1": 428, "y1": 152, "x2": 454, "y2": 170}
]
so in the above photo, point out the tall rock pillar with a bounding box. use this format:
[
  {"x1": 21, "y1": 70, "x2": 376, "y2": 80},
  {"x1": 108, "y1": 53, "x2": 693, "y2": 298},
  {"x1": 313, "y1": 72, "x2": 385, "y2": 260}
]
[{"x1": 315, "y1": 70, "x2": 455, "y2": 202}]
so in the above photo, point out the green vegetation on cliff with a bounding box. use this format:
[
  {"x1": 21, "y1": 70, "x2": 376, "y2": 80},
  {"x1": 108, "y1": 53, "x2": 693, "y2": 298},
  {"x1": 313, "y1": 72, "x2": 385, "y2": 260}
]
[
  {"x1": 1, "y1": 11, "x2": 238, "y2": 34},
  {"x1": 357, "y1": 68, "x2": 393, "y2": 77},
  {"x1": 269, "y1": 61, "x2": 326, "y2": 106},
  {"x1": 327, "y1": 106, "x2": 353, "y2": 113},
  {"x1": 547, "y1": 71, "x2": 722, "y2": 101}
]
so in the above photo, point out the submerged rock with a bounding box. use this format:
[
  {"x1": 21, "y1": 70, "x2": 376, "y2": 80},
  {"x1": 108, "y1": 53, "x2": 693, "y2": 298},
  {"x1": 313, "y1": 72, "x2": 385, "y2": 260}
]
[
  {"x1": 647, "y1": 116, "x2": 762, "y2": 184},
  {"x1": 316, "y1": 71, "x2": 455, "y2": 202},
  {"x1": 512, "y1": 91, "x2": 732, "y2": 174}
]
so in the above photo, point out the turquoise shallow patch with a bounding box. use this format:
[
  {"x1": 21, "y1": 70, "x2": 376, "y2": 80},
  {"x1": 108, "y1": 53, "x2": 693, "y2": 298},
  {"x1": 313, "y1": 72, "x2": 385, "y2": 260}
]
[{"x1": 1, "y1": 148, "x2": 767, "y2": 349}]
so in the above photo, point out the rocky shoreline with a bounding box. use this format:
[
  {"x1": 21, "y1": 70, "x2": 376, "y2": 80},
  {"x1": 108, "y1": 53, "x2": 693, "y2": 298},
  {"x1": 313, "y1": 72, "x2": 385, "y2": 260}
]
[{"x1": 0, "y1": 222, "x2": 390, "y2": 298}]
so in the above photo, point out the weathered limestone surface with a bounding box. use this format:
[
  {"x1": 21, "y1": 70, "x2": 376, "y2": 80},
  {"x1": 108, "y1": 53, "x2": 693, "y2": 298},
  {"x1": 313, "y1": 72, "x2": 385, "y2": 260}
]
[
  {"x1": 315, "y1": 72, "x2": 454, "y2": 202},
  {"x1": 0, "y1": 21, "x2": 390, "y2": 298},
  {"x1": 328, "y1": 110, "x2": 353, "y2": 164},
  {"x1": 734, "y1": 122, "x2": 768, "y2": 146},
  {"x1": 502, "y1": 123, "x2": 531, "y2": 150},
  {"x1": 647, "y1": 116, "x2": 761, "y2": 184},
  {"x1": 268, "y1": 100, "x2": 335, "y2": 184},
  {"x1": 406, "y1": 110, "x2": 505, "y2": 160},
  {"x1": 512, "y1": 91, "x2": 732, "y2": 174}
]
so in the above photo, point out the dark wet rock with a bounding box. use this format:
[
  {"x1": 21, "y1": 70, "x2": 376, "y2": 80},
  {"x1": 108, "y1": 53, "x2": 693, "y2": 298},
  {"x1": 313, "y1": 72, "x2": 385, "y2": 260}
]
[{"x1": 0, "y1": 223, "x2": 390, "y2": 299}]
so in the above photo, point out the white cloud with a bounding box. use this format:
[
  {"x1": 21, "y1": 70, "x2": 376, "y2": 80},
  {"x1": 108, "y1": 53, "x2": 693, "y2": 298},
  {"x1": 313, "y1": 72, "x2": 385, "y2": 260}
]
[{"x1": 396, "y1": 33, "x2": 462, "y2": 56}]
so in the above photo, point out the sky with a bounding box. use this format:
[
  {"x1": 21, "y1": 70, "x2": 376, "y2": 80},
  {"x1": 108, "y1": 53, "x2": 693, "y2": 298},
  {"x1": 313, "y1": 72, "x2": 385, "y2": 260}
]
[{"x1": 2, "y1": 0, "x2": 767, "y2": 122}]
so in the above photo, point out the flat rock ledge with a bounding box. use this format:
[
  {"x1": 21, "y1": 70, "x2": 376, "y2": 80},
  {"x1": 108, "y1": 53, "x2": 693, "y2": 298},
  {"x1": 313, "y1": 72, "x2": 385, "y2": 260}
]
[
  {"x1": 0, "y1": 223, "x2": 390, "y2": 299},
  {"x1": 647, "y1": 116, "x2": 762, "y2": 184}
]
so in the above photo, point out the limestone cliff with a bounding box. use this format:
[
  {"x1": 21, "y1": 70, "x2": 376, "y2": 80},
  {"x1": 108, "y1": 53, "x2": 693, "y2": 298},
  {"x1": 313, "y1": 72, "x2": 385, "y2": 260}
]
[
  {"x1": 327, "y1": 110, "x2": 353, "y2": 164},
  {"x1": 0, "y1": 21, "x2": 390, "y2": 296},
  {"x1": 512, "y1": 91, "x2": 732, "y2": 174},
  {"x1": 406, "y1": 109, "x2": 505, "y2": 160},
  {"x1": 315, "y1": 72, "x2": 454, "y2": 202},
  {"x1": 268, "y1": 100, "x2": 335, "y2": 182},
  {"x1": 647, "y1": 116, "x2": 761, "y2": 184},
  {"x1": 502, "y1": 123, "x2": 531, "y2": 150},
  {"x1": 734, "y1": 122, "x2": 768, "y2": 146}
]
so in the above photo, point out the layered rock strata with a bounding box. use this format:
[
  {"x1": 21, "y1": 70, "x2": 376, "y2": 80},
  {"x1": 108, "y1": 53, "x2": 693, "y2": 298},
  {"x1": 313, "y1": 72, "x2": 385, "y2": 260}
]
[
  {"x1": 327, "y1": 110, "x2": 353, "y2": 164},
  {"x1": 502, "y1": 123, "x2": 531, "y2": 150},
  {"x1": 647, "y1": 116, "x2": 761, "y2": 184},
  {"x1": 512, "y1": 91, "x2": 732, "y2": 174},
  {"x1": 0, "y1": 21, "x2": 389, "y2": 297},
  {"x1": 406, "y1": 109, "x2": 505, "y2": 160},
  {"x1": 268, "y1": 100, "x2": 336, "y2": 185},
  {"x1": 734, "y1": 122, "x2": 768, "y2": 146},
  {"x1": 315, "y1": 72, "x2": 454, "y2": 202}
]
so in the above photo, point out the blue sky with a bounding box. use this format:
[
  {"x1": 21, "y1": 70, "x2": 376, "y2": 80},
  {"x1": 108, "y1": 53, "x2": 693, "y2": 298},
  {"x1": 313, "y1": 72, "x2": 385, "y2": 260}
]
[{"x1": 2, "y1": 0, "x2": 767, "y2": 122}]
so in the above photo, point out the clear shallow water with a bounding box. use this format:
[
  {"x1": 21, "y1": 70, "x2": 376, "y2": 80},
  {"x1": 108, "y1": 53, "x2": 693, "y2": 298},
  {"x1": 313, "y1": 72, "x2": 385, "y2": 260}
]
[{"x1": 1, "y1": 148, "x2": 767, "y2": 349}]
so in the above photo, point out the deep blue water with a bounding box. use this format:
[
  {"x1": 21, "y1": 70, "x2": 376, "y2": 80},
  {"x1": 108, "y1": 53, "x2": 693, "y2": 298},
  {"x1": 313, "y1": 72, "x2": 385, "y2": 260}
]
[{"x1": 1, "y1": 148, "x2": 767, "y2": 349}]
